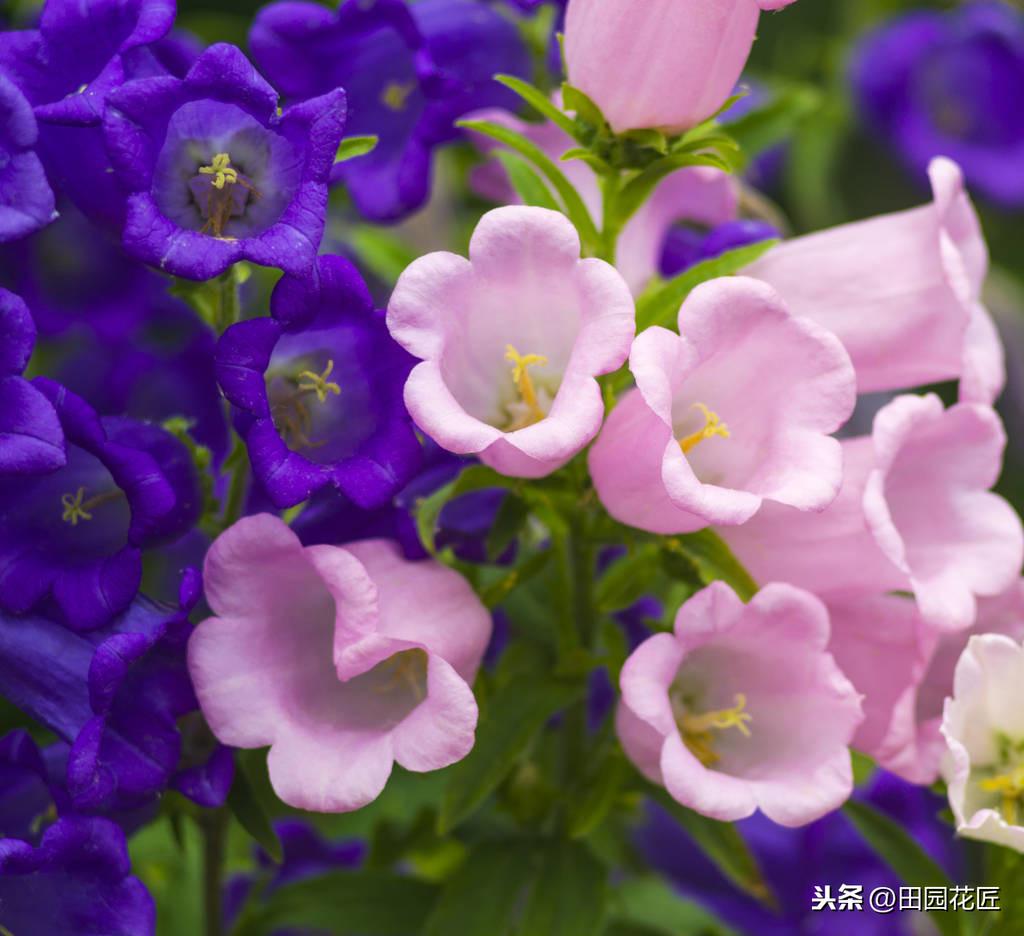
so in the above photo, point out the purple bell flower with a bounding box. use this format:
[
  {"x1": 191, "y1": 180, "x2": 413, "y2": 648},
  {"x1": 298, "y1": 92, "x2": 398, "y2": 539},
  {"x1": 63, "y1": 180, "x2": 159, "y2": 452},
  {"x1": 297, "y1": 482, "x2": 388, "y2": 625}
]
[
  {"x1": 853, "y1": 1, "x2": 1024, "y2": 208},
  {"x1": 0, "y1": 380, "x2": 201, "y2": 631},
  {"x1": 0, "y1": 816, "x2": 155, "y2": 936},
  {"x1": 0, "y1": 730, "x2": 66, "y2": 841},
  {"x1": 216, "y1": 255, "x2": 422, "y2": 510},
  {"x1": 637, "y1": 770, "x2": 963, "y2": 936},
  {"x1": 0, "y1": 75, "x2": 57, "y2": 242},
  {"x1": 0, "y1": 0, "x2": 181, "y2": 230},
  {"x1": 0, "y1": 288, "x2": 65, "y2": 477},
  {"x1": 0, "y1": 572, "x2": 234, "y2": 813},
  {"x1": 659, "y1": 219, "x2": 781, "y2": 280},
  {"x1": 102, "y1": 42, "x2": 347, "y2": 281},
  {"x1": 250, "y1": 0, "x2": 529, "y2": 222}
]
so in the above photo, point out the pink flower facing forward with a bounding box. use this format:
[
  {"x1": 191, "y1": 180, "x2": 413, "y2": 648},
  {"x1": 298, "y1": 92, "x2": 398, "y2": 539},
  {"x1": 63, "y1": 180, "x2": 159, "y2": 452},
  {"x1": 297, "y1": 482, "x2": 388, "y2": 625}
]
[
  {"x1": 564, "y1": 0, "x2": 798, "y2": 135},
  {"x1": 588, "y1": 276, "x2": 855, "y2": 534},
  {"x1": 469, "y1": 109, "x2": 738, "y2": 296},
  {"x1": 617, "y1": 582, "x2": 862, "y2": 825},
  {"x1": 827, "y1": 583, "x2": 1024, "y2": 786},
  {"x1": 387, "y1": 206, "x2": 635, "y2": 478},
  {"x1": 745, "y1": 157, "x2": 1004, "y2": 402},
  {"x1": 725, "y1": 394, "x2": 1023, "y2": 632},
  {"x1": 942, "y1": 634, "x2": 1024, "y2": 852},
  {"x1": 187, "y1": 515, "x2": 491, "y2": 813}
]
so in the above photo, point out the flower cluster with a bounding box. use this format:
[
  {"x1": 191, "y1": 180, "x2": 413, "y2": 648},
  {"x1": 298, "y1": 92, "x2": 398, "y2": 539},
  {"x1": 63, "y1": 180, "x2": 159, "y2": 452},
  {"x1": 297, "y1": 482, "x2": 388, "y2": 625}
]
[{"x1": 1, "y1": 0, "x2": 1023, "y2": 932}]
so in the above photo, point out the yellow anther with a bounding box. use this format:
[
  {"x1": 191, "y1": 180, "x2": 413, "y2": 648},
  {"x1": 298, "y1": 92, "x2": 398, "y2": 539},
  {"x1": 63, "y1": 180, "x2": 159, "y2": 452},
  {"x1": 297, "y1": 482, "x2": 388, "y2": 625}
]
[
  {"x1": 297, "y1": 359, "x2": 342, "y2": 404},
  {"x1": 678, "y1": 402, "x2": 730, "y2": 455},
  {"x1": 61, "y1": 487, "x2": 93, "y2": 526},
  {"x1": 505, "y1": 344, "x2": 548, "y2": 427},
  {"x1": 678, "y1": 693, "x2": 752, "y2": 767},
  {"x1": 373, "y1": 649, "x2": 427, "y2": 702},
  {"x1": 381, "y1": 81, "x2": 416, "y2": 112},
  {"x1": 198, "y1": 153, "x2": 239, "y2": 190},
  {"x1": 980, "y1": 766, "x2": 1024, "y2": 826}
]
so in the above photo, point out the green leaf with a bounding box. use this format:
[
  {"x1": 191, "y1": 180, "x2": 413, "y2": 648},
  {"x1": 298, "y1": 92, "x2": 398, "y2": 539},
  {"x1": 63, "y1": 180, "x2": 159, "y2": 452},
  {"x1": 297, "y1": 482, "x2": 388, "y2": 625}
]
[
  {"x1": 561, "y1": 82, "x2": 608, "y2": 132},
  {"x1": 227, "y1": 753, "x2": 282, "y2": 863},
  {"x1": 560, "y1": 146, "x2": 614, "y2": 175},
  {"x1": 422, "y1": 843, "x2": 537, "y2": 936},
  {"x1": 495, "y1": 73, "x2": 578, "y2": 138},
  {"x1": 610, "y1": 875, "x2": 733, "y2": 936},
  {"x1": 347, "y1": 225, "x2": 419, "y2": 285},
  {"x1": 651, "y1": 789, "x2": 773, "y2": 906},
  {"x1": 843, "y1": 800, "x2": 959, "y2": 936},
  {"x1": 232, "y1": 871, "x2": 439, "y2": 936},
  {"x1": 130, "y1": 819, "x2": 203, "y2": 936},
  {"x1": 415, "y1": 466, "x2": 521, "y2": 555},
  {"x1": 438, "y1": 676, "x2": 586, "y2": 833},
  {"x1": 665, "y1": 530, "x2": 758, "y2": 602},
  {"x1": 494, "y1": 150, "x2": 561, "y2": 211},
  {"x1": 724, "y1": 85, "x2": 821, "y2": 164},
  {"x1": 635, "y1": 238, "x2": 779, "y2": 332},
  {"x1": 516, "y1": 841, "x2": 608, "y2": 936},
  {"x1": 568, "y1": 748, "x2": 628, "y2": 839},
  {"x1": 335, "y1": 134, "x2": 379, "y2": 163},
  {"x1": 458, "y1": 118, "x2": 601, "y2": 250},
  {"x1": 594, "y1": 544, "x2": 661, "y2": 613},
  {"x1": 487, "y1": 494, "x2": 530, "y2": 562},
  {"x1": 620, "y1": 128, "x2": 669, "y2": 155}
]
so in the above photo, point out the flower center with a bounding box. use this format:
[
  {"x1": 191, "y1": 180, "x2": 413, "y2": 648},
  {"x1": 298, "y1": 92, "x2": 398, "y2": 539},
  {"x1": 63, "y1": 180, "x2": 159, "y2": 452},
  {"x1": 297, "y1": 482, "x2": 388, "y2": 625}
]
[
  {"x1": 980, "y1": 735, "x2": 1024, "y2": 826},
  {"x1": 270, "y1": 359, "x2": 341, "y2": 452},
  {"x1": 673, "y1": 691, "x2": 752, "y2": 768},
  {"x1": 192, "y1": 152, "x2": 260, "y2": 239},
  {"x1": 678, "y1": 402, "x2": 730, "y2": 455},
  {"x1": 504, "y1": 344, "x2": 549, "y2": 431},
  {"x1": 60, "y1": 486, "x2": 123, "y2": 526},
  {"x1": 381, "y1": 81, "x2": 416, "y2": 112},
  {"x1": 372, "y1": 648, "x2": 428, "y2": 702}
]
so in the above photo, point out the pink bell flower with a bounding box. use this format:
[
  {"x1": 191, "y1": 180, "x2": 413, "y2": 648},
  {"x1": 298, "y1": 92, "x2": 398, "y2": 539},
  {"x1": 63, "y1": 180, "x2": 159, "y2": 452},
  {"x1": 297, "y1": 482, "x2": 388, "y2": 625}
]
[
  {"x1": 745, "y1": 157, "x2": 1004, "y2": 401},
  {"x1": 387, "y1": 206, "x2": 635, "y2": 478},
  {"x1": 617, "y1": 581, "x2": 863, "y2": 825},
  {"x1": 187, "y1": 514, "x2": 492, "y2": 813},
  {"x1": 588, "y1": 276, "x2": 855, "y2": 534},
  {"x1": 725, "y1": 394, "x2": 1023, "y2": 631},
  {"x1": 564, "y1": 0, "x2": 798, "y2": 134}
]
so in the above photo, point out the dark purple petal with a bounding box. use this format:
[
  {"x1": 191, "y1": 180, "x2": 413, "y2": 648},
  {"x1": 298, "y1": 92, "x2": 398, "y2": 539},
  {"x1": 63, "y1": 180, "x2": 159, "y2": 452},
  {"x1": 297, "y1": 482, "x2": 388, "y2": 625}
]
[{"x1": 0, "y1": 76, "x2": 56, "y2": 242}]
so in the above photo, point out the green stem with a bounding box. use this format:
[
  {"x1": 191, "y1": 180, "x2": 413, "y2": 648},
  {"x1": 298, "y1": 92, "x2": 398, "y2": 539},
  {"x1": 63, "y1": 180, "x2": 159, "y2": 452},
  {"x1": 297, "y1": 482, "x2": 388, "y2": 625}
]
[
  {"x1": 219, "y1": 436, "x2": 250, "y2": 532},
  {"x1": 201, "y1": 808, "x2": 229, "y2": 936},
  {"x1": 598, "y1": 171, "x2": 622, "y2": 265},
  {"x1": 215, "y1": 268, "x2": 241, "y2": 333}
]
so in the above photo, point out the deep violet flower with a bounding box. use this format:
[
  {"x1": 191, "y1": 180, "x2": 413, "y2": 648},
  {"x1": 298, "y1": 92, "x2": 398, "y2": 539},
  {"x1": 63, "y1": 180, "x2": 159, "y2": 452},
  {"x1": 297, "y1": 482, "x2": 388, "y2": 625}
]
[
  {"x1": 0, "y1": 0, "x2": 180, "y2": 230},
  {"x1": 853, "y1": 2, "x2": 1024, "y2": 208},
  {"x1": 216, "y1": 255, "x2": 421, "y2": 510},
  {"x1": 0, "y1": 74, "x2": 57, "y2": 242},
  {"x1": 0, "y1": 573, "x2": 234, "y2": 813},
  {"x1": 0, "y1": 381, "x2": 201, "y2": 631},
  {"x1": 103, "y1": 42, "x2": 347, "y2": 281},
  {"x1": 0, "y1": 287, "x2": 64, "y2": 477},
  {"x1": 250, "y1": 0, "x2": 530, "y2": 222},
  {"x1": 0, "y1": 730, "x2": 65, "y2": 841},
  {"x1": 659, "y1": 218, "x2": 781, "y2": 280},
  {"x1": 0, "y1": 816, "x2": 155, "y2": 936}
]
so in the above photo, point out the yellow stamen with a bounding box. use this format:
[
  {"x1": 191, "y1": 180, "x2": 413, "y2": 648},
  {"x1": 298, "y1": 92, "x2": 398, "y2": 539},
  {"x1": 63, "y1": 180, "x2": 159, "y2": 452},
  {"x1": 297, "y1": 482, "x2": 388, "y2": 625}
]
[
  {"x1": 297, "y1": 359, "x2": 342, "y2": 404},
  {"x1": 198, "y1": 152, "x2": 239, "y2": 190},
  {"x1": 505, "y1": 344, "x2": 548, "y2": 427},
  {"x1": 373, "y1": 649, "x2": 427, "y2": 702},
  {"x1": 381, "y1": 81, "x2": 416, "y2": 112},
  {"x1": 980, "y1": 766, "x2": 1024, "y2": 825},
  {"x1": 678, "y1": 693, "x2": 752, "y2": 767},
  {"x1": 61, "y1": 487, "x2": 93, "y2": 526},
  {"x1": 678, "y1": 402, "x2": 730, "y2": 454}
]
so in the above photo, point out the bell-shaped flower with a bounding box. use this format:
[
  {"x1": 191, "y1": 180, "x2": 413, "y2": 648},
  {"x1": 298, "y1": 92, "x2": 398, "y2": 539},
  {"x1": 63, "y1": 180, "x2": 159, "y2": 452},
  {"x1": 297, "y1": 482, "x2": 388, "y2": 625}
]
[
  {"x1": 0, "y1": 76, "x2": 56, "y2": 243},
  {"x1": 828, "y1": 583, "x2": 1024, "y2": 786},
  {"x1": 103, "y1": 43, "x2": 347, "y2": 281},
  {"x1": 469, "y1": 108, "x2": 738, "y2": 296},
  {"x1": 250, "y1": 0, "x2": 529, "y2": 222},
  {"x1": 589, "y1": 276, "x2": 855, "y2": 534},
  {"x1": 215, "y1": 255, "x2": 422, "y2": 509},
  {"x1": 617, "y1": 581, "x2": 863, "y2": 826},
  {"x1": 386, "y1": 206, "x2": 635, "y2": 478},
  {"x1": 745, "y1": 157, "x2": 1003, "y2": 402},
  {"x1": 563, "y1": 0, "x2": 798, "y2": 135},
  {"x1": 188, "y1": 514, "x2": 492, "y2": 813},
  {"x1": 725, "y1": 394, "x2": 1023, "y2": 632},
  {"x1": 0, "y1": 381, "x2": 202, "y2": 631},
  {"x1": 941, "y1": 634, "x2": 1024, "y2": 852}
]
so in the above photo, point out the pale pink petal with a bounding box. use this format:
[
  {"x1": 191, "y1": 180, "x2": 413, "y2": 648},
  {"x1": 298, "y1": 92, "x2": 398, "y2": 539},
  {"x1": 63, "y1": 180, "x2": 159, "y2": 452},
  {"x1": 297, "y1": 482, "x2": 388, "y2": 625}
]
[
  {"x1": 615, "y1": 701, "x2": 664, "y2": 784},
  {"x1": 661, "y1": 733, "x2": 757, "y2": 821},
  {"x1": 960, "y1": 304, "x2": 1006, "y2": 405},
  {"x1": 620, "y1": 631, "x2": 686, "y2": 737}
]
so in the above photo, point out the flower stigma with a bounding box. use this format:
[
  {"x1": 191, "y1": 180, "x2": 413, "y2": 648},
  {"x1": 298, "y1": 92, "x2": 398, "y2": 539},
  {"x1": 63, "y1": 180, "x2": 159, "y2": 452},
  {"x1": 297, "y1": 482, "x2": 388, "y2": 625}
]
[
  {"x1": 674, "y1": 691, "x2": 753, "y2": 767},
  {"x1": 979, "y1": 735, "x2": 1024, "y2": 826},
  {"x1": 381, "y1": 81, "x2": 416, "y2": 112},
  {"x1": 678, "y1": 402, "x2": 730, "y2": 455},
  {"x1": 194, "y1": 152, "x2": 260, "y2": 239},
  {"x1": 270, "y1": 359, "x2": 341, "y2": 451},
  {"x1": 60, "y1": 487, "x2": 122, "y2": 526},
  {"x1": 504, "y1": 344, "x2": 548, "y2": 430}
]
